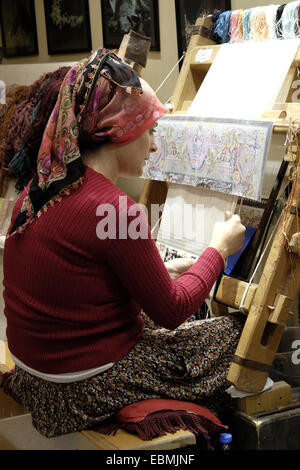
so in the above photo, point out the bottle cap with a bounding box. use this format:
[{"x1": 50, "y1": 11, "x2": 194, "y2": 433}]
[{"x1": 219, "y1": 433, "x2": 232, "y2": 444}]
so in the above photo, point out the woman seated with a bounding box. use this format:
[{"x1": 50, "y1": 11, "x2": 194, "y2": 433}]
[{"x1": 2, "y1": 49, "x2": 245, "y2": 438}]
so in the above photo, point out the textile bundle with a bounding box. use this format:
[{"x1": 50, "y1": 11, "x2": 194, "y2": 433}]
[
  {"x1": 210, "y1": 2, "x2": 300, "y2": 44},
  {"x1": 0, "y1": 67, "x2": 71, "y2": 195}
]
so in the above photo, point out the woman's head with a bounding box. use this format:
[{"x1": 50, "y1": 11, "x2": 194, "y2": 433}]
[
  {"x1": 82, "y1": 76, "x2": 166, "y2": 145},
  {"x1": 9, "y1": 49, "x2": 167, "y2": 236},
  {"x1": 37, "y1": 49, "x2": 167, "y2": 190}
]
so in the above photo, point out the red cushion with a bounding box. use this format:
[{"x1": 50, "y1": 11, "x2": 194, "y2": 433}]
[{"x1": 115, "y1": 398, "x2": 226, "y2": 428}]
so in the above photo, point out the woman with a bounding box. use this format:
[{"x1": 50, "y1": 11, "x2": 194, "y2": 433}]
[{"x1": 2, "y1": 49, "x2": 245, "y2": 438}]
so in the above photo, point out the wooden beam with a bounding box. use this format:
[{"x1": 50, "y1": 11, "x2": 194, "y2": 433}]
[{"x1": 214, "y1": 275, "x2": 257, "y2": 313}]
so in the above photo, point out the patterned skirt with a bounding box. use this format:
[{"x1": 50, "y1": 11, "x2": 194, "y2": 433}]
[{"x1": 6, "y1": 313, "x2": 244, "y2": 438}]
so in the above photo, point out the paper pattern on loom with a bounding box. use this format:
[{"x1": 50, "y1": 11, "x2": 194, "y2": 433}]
[
  {"x1": 156, "y1": 183, "x2": 238, "y2": 257},
  {"x1": 188, "y1": 39, "x2": 300, "y2": 119},
  {"x1": 143, "y1": 115, "x2": 272, "y2": 200}
]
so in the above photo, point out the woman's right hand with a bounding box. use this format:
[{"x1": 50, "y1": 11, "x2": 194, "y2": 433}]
[{"x1": 209, "y1": 214, "x2": 246, "y2": 262}]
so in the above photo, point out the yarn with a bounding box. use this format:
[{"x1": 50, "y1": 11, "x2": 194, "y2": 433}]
[
  {"x1": 281, "y1": 1, "x2": 300, "y2": 39},
  {"x1": 0, "y1": 86, "x2": 28, "y2": 153},
  {"x1": 276, "y1": 4, "x2": 287, "y2": 38},
  {"x1": 266, "y1": 4, "x2": 280, "y2": 40},
  {"x1": 250, "y1": 7, "x2": 269, "y2": 41},
  {"x1": 0, "y1": 85, "x2": 29, "y2": 196},
  {"x1": 209, "y1": 11, "x2": 224, "y2": 44},
  {"x1": 215, "y1": 10, "x2": 232, "y2": 43},
  {"x1": 0, "y1": 67, "x2": 70, "y2": 192},
  {"x1": 242, "y1": 9, "x2": 253, "y2": 41},
  {"x1": 232, "y1": 9, "x2": 244, "y2": 42},
  {"x1": 212, "y1": 3, "x2": 300, "y2": 43},
  {"x1": 229, "y1": 10, "x2": 242, "y2": 43}
]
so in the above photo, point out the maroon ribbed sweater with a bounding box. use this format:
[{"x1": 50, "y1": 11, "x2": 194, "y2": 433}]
[{"x1": 3, "y1": 166, "x2": 224, "y2": 374}]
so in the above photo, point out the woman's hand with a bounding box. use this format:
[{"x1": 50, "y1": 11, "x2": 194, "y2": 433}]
[
  {"x1": 209, "y1": 213, "x2": 246, "y2": 262},
  {"x1": 165, "y1": 258, "x2": 196, "y2": 280}
]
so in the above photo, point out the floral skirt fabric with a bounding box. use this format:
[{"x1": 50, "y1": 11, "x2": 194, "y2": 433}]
[{"x1": 8, "y1": 313, "x2": 244, "y2": 438}]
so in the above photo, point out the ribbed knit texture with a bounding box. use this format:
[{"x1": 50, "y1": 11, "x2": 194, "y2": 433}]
[{"x1": 3, "y1": 166, "x2": 224, "y2": 374}]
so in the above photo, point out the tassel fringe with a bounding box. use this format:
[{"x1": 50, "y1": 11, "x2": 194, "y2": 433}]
[{"x1": 94, "y1": 410, "x2": 224, "y2": 450}]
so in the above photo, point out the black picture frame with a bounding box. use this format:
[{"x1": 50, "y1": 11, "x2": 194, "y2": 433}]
[
  {"x1": 44, "y1": 0, "x2": 92, "y2": 55},
  {"x1": 101, "y1": 0, "x2": 160, "y2": 51},
  {"x1": 175, "y1": 0, "x2": 231, "y2": 63},
  {"x1": 0, "y1": 0, "x2": 38, "y2": 58}
]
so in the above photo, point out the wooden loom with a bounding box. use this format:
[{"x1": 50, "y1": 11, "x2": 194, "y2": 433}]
[{"x1": 138, "y1": 16, "x2": 300, "y2": 397}]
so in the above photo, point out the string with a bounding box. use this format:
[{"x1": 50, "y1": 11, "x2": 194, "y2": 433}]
[
  {"x1": 240, "y1": 117, "x2": 300, "y2": 314},
  {"x1": 238, "y1": 197, "x2": 244, "y2": 216},
  {"x1": 151, "y1": 214, "x2": 162, "y2": 238},
  {"x1": 239, "y1": 209, "x2": 282, "y2": 314},
  {"x1": 280, "y1": 118, "x2": 300, "y2": 259},
  {"x1": 155, "y1": 54, "x2": 185, "y2": 95}
]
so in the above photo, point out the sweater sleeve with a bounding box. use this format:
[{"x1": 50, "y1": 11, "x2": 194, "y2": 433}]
[{"x1": 105, "y1": 203, "x2": 224, "y2": 330}]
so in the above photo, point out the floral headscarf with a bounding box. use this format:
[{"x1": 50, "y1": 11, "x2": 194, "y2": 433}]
[{"x1": 8, "y1": 49, "x2": 167, "y2": 236}]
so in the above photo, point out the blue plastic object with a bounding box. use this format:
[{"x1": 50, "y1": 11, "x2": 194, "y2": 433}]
[{"x1": 219, "y1": 433, "x2": 232, "y2": 444}]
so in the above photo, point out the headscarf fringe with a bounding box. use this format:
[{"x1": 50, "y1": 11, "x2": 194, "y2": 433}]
[{"x1": 6, "y1": 176, "x2": 85, "y2": 239}]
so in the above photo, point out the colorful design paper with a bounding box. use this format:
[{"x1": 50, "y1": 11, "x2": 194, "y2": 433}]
[{"x1": 142, "y1": 115, "x2": 272, "y2": 201}]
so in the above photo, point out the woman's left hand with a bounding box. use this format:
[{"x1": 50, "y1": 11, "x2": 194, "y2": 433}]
[{"x1": 164, "y1": 258, "x2": 196, "y2": 280}]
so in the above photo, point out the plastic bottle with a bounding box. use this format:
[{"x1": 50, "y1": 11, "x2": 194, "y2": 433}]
[{"x1": 219, "y1": 432, "x2": 233, "y2": 450}]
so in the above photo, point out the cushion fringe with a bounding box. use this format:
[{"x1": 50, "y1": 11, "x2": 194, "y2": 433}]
[{"x1": 94, "y1": 410, "x2": 223, "y2": 449}]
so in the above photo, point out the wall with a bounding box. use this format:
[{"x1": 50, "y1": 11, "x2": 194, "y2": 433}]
[
  {"x1": 0, "y1": 0, "x2": 179, "y2": 105},
  {"x1": 232, "y1": 0, "x2": 295, "y2": 8},
  {"x1": 0, "y1": 0, "x2": 181, "y2": 203}
]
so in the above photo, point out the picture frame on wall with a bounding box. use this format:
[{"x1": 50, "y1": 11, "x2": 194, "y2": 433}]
[
  {"x1": 175, "y1": 0, "x2": 231, "y2": 63},
  {"x1": 0, "y1": 0, "x2": 38, "y2": 58},
  {"x1": 101, "y1": 0, "x2": 160, "y2": 51},
  {"x1": 44, "y1": 0, "x2": 92, "y2": 55}
]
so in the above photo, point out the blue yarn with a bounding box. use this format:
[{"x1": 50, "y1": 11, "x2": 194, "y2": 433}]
[
  {"x1": 30, "y1": 101, "x2": 40, "y2": 124},
  {"x1": 242, "y1": 8, "x2": 253, "y2": 40},
  {"x1": 215, "y1": 10, "x2": 232, "y2": 43},
  {"x1": 8, "y1": 145, "x2": 27, "y2": 173},
  {"x1": 209, "y1": 10, "x2": 223, "y2": 44}
]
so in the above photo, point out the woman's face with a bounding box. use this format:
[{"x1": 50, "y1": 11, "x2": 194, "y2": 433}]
[{"x1": 116, "y1": 123, "x2": 158, "y2": 178}]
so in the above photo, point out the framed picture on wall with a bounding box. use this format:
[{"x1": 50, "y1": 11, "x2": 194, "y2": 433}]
[
  {"x1": 175, "y1": 0, "x2": 231, "y2": 63},
  {"x1": 101, "y1": 0, "x2": 160, "y2": 51},
  {"x1": 0, "y1": 0, "x2": 38, "y2": 58},
  {"x1": 44, "y1": 0, "x2": 92, "y2": 55}
]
